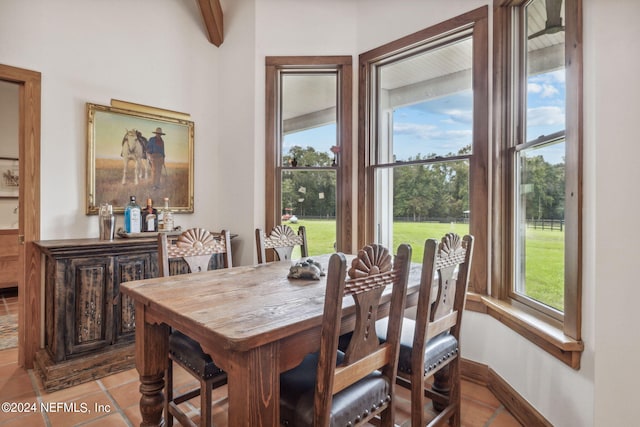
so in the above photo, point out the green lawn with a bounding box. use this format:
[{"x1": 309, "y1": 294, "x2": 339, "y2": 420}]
[
  {"x1": 288, "y1": 218, "x2": 564, "y2": 311},
  {"x1": 393, "y1": 221, "x2": 470, "y2": 264},
  {"x1": 521, "y1": 227, "x2": 564, "y2": 311},
  {"x1": 286, "y1": 218, "x2": 337, "y2": 259}
]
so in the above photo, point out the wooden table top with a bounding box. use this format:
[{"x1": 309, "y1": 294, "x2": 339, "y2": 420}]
[{"x1": 121, "y1": 254, "x2": 422, "y2": 352}]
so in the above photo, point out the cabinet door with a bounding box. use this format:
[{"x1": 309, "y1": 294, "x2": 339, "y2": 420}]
[
  {"x1": 114, "y1": 253, "x2": 156, "y2": 341},
  {"x1": 65, "y1": 257, "x2": 114, "y2": 357}
]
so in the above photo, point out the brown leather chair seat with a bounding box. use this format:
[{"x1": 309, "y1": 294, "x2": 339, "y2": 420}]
[
  {"x1": 168, "y1": 331, "x2": 224, "y2": 380},
  {"x1": 280, "y1": 352, "x2": 391, "y2": 427}
]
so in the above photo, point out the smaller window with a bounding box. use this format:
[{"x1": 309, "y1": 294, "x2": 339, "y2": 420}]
[
  {"x1": 494, "y1": 0, "x2": 583, "y2": 359},
  {"x1": 265, "y1": 57, "x2": 353, "y2": 256},
  {"x1": 510, "y1": 0, "x2": 569, "y2": 321}
]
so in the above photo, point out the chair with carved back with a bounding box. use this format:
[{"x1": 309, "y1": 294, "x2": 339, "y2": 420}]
[
  {"x1": 382, "y1": 233, "x2": 473, "y2": 427},
  {"x1": 279, "y1": 243, "x2": 412, "y2": 427},
  {"x1": 255, "y1": 224, "x2": 308, "y2": 263},
  {"x1": 158, "y1": 228, "x2": 233, "y2": 427}
]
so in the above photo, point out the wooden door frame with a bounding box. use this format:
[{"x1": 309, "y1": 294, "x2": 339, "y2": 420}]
[{"x1": 0, "y1": 64, "x2": 41, "y2": 368}]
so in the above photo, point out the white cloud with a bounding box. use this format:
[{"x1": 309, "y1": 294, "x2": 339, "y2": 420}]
[
  {"x1": 541, "y1": 84, "x2": 559, "y2": 98},
  {"x1": 527, "y1": 106, "x2": 564, "y2": 127},
  {"x1": 442, "y1": 108, "x2": 473, "y2": 125},
  {"x1": 394, "y1": 122, "x2": 471, "y2": 148},
  {"x1": 394, "y1": 122, "x2": 472, "y2": 142},
  {"x1": 530, "y1": 69, "x2": 565, "y2": 85},
  {"x1": 528, "y1": 82, "x2": 559, "y2": 98},
  {"x1": 528, "y1": 82, "x2": 542, "y2": 94},
  {"x1": 444, "y1": 129, "x2": 473, "y2": 139},
  {"x1": 393, "y1": 122, "x2": 438, "y2": 139}
]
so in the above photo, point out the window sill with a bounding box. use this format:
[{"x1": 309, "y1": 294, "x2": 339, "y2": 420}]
[{"x1": 466, "y1": 292, "x2": 584, "y2": 369}]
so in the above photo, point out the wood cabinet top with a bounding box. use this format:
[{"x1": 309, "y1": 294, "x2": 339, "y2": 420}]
[
  {"x1": 34, "y1": 232, "x2": 236, "y2": 257},
  {"x1": 34, "y1": 236, "x2": 159, "y2": 257}
]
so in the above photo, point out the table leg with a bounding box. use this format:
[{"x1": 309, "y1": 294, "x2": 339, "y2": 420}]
[
  {"x1": 134, "y1": 302, "x2": 169, "y2": 427},
  {"x1": 139, "y1": 374, "x2": 165, "y2": 426},
  {"x1": 226, "y1": 342, "x2": 280, "y2": 427}
]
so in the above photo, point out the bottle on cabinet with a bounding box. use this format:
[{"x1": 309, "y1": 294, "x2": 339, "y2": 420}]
[
  {"x1": 98, "y1": 203, "x2": 116, "y2": 240},
  {"x1": 124, "y1": 196, "x2": 142, "y2": 233},
  {"x1": 159, "y1": 197, "x2": 174, "y2": 232},
  {"x1": 141, "y1": 198, "x2": 158, "y2": 232}
]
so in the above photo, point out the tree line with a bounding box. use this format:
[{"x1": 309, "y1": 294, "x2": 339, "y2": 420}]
[
  {"x1": 282, "y1": 146, "x2": 336, "y2": 218},
  {"x1": 282, "y1": 145, "x2": 565, "y2": 221}
]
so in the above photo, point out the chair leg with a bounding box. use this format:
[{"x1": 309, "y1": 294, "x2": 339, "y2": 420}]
[
  {"x1": 426, "y1": 362, "x2": 460, "y2": 427},
  {"x1": 200, "y1": 379, "x2": 212, "y2": 427},
  {"x1": 165, "y1": 358, "x2": 174, "y2": 427},
  {"x1": 432, "y1": 365, "x2": 451, "y2": 412},
  {"x1": 448, "y1": 361, "x2": 461, "y2": 427},
  {"x1": 411, "y1": 373, "x2": 426, "y2": 427}
]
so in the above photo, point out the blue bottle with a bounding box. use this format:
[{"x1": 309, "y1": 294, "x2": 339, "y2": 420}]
[{"x1": 124, "y1": 195, "x2": 141, "y2": 233}]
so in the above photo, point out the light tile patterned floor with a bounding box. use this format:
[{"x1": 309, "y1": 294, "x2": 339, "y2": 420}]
[
  {"x1": 0, "y1": 290, "x2": 18, "y2": 317},
  {"x1": 0, "y1": 291, "x2": 522, "y2": 426}
]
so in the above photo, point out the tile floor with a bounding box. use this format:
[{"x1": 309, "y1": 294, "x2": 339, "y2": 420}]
[
  {"x1": 0, "y1": 290, "x2": 17, "y2": 318},
  {"x1": 0, "y1": 290, "x2": 522, "y2": 426}
]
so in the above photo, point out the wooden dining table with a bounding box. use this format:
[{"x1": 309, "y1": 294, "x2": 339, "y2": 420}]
[{"x1": 120, "y1": 253, "x2": 422, "y2": 427}]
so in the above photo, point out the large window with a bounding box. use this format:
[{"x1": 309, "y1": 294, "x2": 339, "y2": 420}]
[
  {"x1": 494, "y1": 0, "x2": 582, "y2": 366},
  {"x1": 357, "y1": 2, "x2": 582, "y2": 367},
  {"x1": 359, "y1": 8, "x2": 489, "y2": 293},
  {"x1": 265, "y1": 57, "x2": 352, "y2": 257},
  {"x1": 373, "y1": 37, "x2": 473, "y2": 263}
]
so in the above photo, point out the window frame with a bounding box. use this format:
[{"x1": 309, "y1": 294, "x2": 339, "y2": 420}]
[
  {"x1": 265, "y1": 56, "x2": 353, "y2": 256},
  {"x1": 358, "y1": 7, "x2": 490, "y2": 295},
  {"x1": 492, "y1": 0, "x2": 583, "y2": 367},
  {"x1": 356, "y1": 2, "x2": 583, "y2": 368}
]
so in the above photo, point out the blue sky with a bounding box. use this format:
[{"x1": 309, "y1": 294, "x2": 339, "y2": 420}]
[
  {"x1": 526, "y1": 69, "x2": 566, "y2": 139},
  {"x1": 393, "y1": 91, "x2": 473, "y2": 161},
  {"x1": 283, "y1": 69, "x2": 566, "y2": 165},
  {"x1": 393, "y1": 69, "x2": 566, "y2": 164},
  {"x1": 283, "y1": 123, "x2": 336, "y2": 159}
]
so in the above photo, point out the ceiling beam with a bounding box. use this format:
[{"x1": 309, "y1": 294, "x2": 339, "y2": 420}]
[{"x1": 196, "y1": 0, "x2": 224, "y2": 47}]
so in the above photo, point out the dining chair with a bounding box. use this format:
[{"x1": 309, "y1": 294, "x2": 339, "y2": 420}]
[
  {"x1": 158, "y1": 228, "x2": 233, "y2": 427},
  {"x1": 380, "y1": 233, "x2": 474, "y2": 427},
  {"x1": 279, "y1": 243, "x2": 412, "y2": 427},
  {"x1": 255, "y1": 224, "x2": 308, "y2": 263}
]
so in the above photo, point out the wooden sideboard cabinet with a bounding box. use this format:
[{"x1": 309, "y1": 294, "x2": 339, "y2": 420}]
[
  {"x1": 33, "y1": 235, "x2": 229, "y2": 391},
  {"x1": 34, "y1": 237, "x2": 158, "y2": 391}
]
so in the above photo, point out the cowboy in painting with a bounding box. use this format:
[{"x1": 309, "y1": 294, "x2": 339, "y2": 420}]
[{"x1": 146, "y1": 127, "x2": 166, "y2": 190}]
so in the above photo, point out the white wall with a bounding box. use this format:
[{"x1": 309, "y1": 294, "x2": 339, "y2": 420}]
[
  {"x1": 589, "y1": 1, "x2": 640, "y2": 425},
  {"x1": 214, "y1": 0, "x2": 257, "y2": 265},
  {"x1": 0, "y1": 0, "x2": 227, "y2": 241},
  {"x1": 2, "y1": 0, "x2": 639, "y2": 425}
]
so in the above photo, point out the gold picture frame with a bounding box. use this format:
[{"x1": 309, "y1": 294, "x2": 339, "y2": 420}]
[{"x1": 86, "y1": 103, "x2": 194, "y2": 214}]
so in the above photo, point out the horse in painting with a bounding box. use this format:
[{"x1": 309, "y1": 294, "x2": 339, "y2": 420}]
[{"x1": 120, "y1": 129, "x2": 149, "y2": 185}]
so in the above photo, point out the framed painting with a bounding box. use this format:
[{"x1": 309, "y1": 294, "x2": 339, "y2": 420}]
[
  {"x1": 0, "y1": 157, "x2": 19, "y2": 199},
  {"x1": 86, "y1": 103, "x2": 194, "y2": 214}
]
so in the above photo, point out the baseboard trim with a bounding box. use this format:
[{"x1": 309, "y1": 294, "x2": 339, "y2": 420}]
[
  {"x1": 34, "y1": 344, "x2": 135, "y2": 392},
  {"x1": 461, "y1": 358, "x2": 552, "y2": 426}
]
